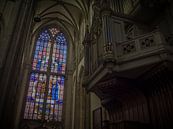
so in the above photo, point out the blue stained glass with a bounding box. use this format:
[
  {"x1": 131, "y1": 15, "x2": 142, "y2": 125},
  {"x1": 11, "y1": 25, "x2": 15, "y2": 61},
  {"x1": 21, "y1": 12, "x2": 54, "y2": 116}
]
[
  {"x1": 52, "y1": 84, "x2": 58, "y2": 100},
  {"x1": 45, "y1": 75, "x2": 64, "y2": 121},
  {"x1": 24, "y1": 73, "x2": 46, "y2": 120},
  {"x1": 50, "y1": 32, "x2": 67, "y2": 74},
  {"x1": 32, "y1": 30, "x2": 51, "y2": 71},
  {"x1": 25, "y1": 27, "x2": 67, "y2": 122}
]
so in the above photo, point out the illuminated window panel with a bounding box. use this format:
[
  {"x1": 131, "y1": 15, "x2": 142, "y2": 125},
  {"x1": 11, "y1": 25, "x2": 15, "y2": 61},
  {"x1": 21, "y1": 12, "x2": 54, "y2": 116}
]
[
  {"x1": 24, "y1": 73, "x2": 47, "y2": 120},
  {"x1": 32, "y1": 30, "x2": 51, "y2": 72},
  {"x1": 45, "y1": 75, "x2": 64, "y2": 121},
  {"x1": 49, "y1": 28, "x2": 59, "y2": 37},
  {"x1": 24, "y1": 27, "x2": 67, "y2": 122},
  {"x1": 51, "y1": 33, "x2": 67, "y2": 74}
]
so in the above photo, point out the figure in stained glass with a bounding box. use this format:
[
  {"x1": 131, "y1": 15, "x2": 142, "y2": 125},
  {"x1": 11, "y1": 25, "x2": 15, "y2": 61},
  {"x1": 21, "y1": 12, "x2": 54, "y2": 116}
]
[{"x1": 24, "y1": 27, "x2": 67, "y2": 122}]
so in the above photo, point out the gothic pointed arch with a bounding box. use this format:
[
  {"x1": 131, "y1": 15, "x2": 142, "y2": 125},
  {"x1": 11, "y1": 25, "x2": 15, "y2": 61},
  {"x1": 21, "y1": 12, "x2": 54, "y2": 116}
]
[{"x1": 23, "y1": 25, "x2": 68, "y2": 122}]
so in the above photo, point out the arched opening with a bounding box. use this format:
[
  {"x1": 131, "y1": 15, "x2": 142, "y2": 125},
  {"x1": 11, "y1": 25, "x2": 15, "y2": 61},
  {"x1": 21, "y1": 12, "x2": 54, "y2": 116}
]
[{"x1": 23, "y1": 26, "x2": 67, "y2": 122}]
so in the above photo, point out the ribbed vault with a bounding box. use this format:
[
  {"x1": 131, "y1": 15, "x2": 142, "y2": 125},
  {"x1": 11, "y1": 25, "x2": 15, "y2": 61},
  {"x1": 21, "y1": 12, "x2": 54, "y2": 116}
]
[{"x1": 32, "y1": 0, "x2": 90, "y2": 44}]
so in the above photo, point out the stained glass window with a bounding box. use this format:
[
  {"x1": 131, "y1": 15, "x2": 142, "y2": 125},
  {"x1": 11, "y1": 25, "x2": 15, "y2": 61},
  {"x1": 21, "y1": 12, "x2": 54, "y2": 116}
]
[
  {"x1": 24, "y1": 27, "x2": 67, "y2": 122},
  {"x1": 51, "y1": 33, "x2": 67, "y2": 74},
  {"x1": 32, "y1": 30, "x2": 51, "y2": 71}
]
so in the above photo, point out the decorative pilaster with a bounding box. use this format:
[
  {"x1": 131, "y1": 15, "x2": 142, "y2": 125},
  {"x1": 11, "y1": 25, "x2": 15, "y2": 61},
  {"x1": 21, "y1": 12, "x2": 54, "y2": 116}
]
[{"x1": 82, "y1": 25, "x2": 91, "y2": 76}]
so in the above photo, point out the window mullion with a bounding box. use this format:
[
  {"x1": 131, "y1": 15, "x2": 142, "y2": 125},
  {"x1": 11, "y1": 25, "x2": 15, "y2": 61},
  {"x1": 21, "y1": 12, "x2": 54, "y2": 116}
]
[
  {"x1": 42, "y1": 38, "x2": 54, "y2": 120},
  {"x1": 33, "y1": 73, "x2": 40, "y2": 119}
]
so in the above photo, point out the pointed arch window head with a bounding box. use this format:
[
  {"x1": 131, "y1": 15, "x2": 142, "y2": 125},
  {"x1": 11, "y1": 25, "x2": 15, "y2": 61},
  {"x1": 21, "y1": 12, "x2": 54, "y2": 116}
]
[
  {"x1": 49, "y1": 28, "x2": 59, "y2": 37},
  {"x1": 24, "y1": 27, "x2": 67, "y2": 122}
]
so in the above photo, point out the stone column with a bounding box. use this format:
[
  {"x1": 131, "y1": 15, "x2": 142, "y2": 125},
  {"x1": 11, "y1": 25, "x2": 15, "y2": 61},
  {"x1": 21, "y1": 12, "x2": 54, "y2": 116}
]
[
  {"x1": 83, "y1": 26, "x2": 90, "y2": 76},
  {"x1": 0, "y1": 0, "x2": 35, "y2": 129},
  {"x1": 64, "y1": 40, "x2": 75, "y2": 129}
]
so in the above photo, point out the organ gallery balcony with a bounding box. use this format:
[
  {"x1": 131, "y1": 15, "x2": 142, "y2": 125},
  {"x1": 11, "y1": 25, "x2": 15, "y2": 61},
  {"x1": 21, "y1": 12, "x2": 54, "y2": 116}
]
[{"x1": 83, "y1": 30, "x2": 173, "y2": 92}]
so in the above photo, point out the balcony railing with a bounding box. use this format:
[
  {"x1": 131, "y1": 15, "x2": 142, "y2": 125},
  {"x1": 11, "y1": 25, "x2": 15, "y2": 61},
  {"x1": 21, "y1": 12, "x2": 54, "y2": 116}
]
[
  {"x1": 115, "y1": 30, "x2": 166, "y2": 61},
  {"x1": 84, "y1": 30, "x2": 172, "y2": 89}
]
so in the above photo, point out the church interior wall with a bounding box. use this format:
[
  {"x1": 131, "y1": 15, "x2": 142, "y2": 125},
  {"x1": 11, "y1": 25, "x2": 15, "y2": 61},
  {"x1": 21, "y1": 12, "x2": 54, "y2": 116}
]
[{"x1": 0, "y1": 1, "x2": 173, "y2": 129}]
